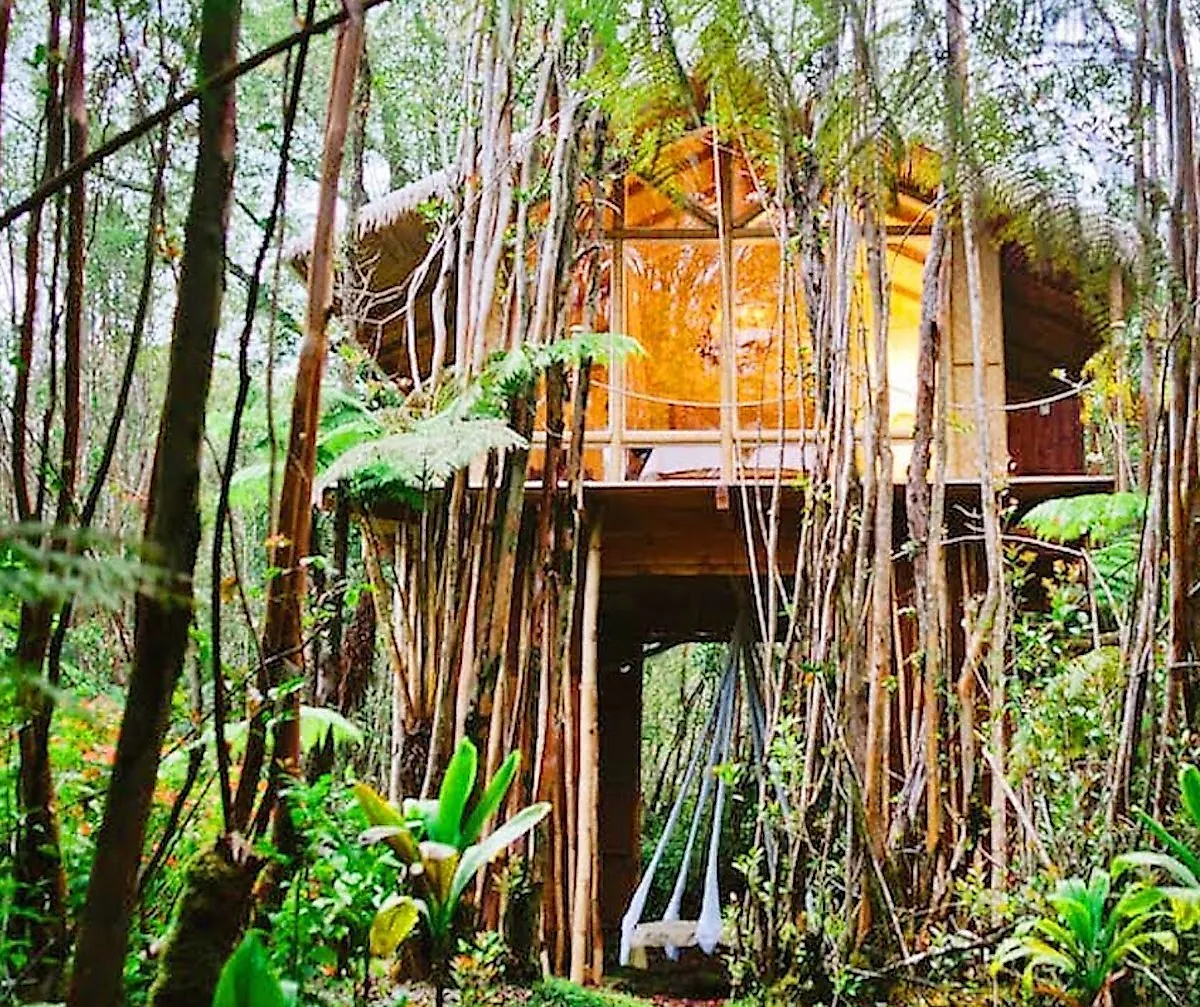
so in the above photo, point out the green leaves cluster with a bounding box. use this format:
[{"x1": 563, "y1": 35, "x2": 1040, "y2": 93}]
[
  {"x1": 992, "y1": 870, "x2": 1174, "y2": 1003},
  {"x1": 1115, "y1": 763, "x2": 1200, "y2": 931},
  {"x1": 1021, "y1": 492, "x2": 1147, "y2": 619},
  {"x1": 995, "y1": 763, "x2": 1200, "y2": 1004},
  {"x1": 230, "y1": 330, "x2": 639, "y2": 511},
  {"x1": 1022, "y1": 492, "x2": 1146, "y2": 544},
  {"x1": 0, "y1": 523, "x2": 165, "y2": 611},
  {"x1": 354, "y1": 738, "x2": 550, "y2": 964}
]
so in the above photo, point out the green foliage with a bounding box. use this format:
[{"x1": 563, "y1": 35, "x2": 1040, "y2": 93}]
[
  {"x1": 314, "y1": 412, "x2": 524, "y2": 504},
  {"x1": 232, "y1": 329, "x2": 639, "y2": 512},
  {"x1": 1022, "y1": 493, "x2": 1146, "y2": 546},
  {"x1": 1021, "y1": 493, "x2": 1146, "y2": 621},
  {"x1": 0, "y1": 523, "x2": 165, "y2": 611},
  {"x1": 212, "y1": 931, "x2": 297, "y2": 1007},
  {"x1": 530, "y1": 977, "x2": 652, "y2": 1007},
  {"x1": 162, "y1": 705, "x2": 363, "y2": 772},
  {"x1": 473, "y1": 330, "x2": 642, "y2": 419},
  {"x1": 993, "y1": 870, "x2": 1174, "y2": 1004},
  {"x1": 450, "y1": 931, "x2": 508, "y2": 1007},
  {"x1": 353, "y1": 739, "x2": 549, "y2": 985},
  {"x1": 1115, "y1": 763, "x2": 1200, "y2": 932},
  {"x1": 266, "y1": 775, "x2": 403, "y2": 993}
]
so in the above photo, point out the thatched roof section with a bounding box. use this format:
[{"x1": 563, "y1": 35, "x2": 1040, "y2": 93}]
[
  {"x1": 286, "y1": 167, "x2": 455, "y2": 375},
  {"x1": 285, "y1": 166, "x2": 454, "y2": 264}
]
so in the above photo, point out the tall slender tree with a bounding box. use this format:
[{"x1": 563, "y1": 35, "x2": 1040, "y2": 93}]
[{"x1": 67, "y1": 0, "x2": 242, "y2": 1002}]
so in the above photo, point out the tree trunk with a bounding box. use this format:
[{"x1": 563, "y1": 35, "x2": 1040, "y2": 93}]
[
  {"x1": 66, "y1": 0, "x2": 241, "y2": 1001},
  {"x1": 231, "y1": 0, "x2": 364, "y2": 833},
  {"x1": 145, "y1": 842, "x2": 260, "y2": 1007},
  {"x1": 11, "y1": 2, "x2": 84, "y2": 995}
]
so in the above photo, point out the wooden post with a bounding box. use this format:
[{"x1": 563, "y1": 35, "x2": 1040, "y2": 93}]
[{"x1": 571, "y1": 515, "x2": 602, "y2": 983}]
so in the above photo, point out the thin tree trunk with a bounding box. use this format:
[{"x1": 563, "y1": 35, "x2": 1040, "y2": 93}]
[
  {"x1": 231, "y1": 0, "x2": 365, "y2": 832},
  {"x1": 945, "y1": 0, "x2": 1008, "y2": 891},
  {"x1": 66, "y1": 0, "x2": 241, "y2": 1001},
  {"x1": 570, "y1": 518, "x2": 601, "y2": 983},
  {"x1": 11, "y1": 2, "x2": 84, "y2": 993}
]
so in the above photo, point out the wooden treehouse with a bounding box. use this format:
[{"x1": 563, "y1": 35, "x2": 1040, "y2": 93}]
[{"x1": 300, "y1": 127, "x2": 1113, "y2": 973}]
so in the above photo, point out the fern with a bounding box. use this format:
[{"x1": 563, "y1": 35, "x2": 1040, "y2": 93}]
[
  {"x1": 228, "y1": 329, "x2": 636, "y2": 511},
  {"x1": 1022, "y1": 493, "x2": 1147, "y2": 620},
  {"x1": 315, "y1": 413, "x2": 526, "y2": 502},
  {"x1": 1021, "y1": 492, "x2": 1146, "y2": 545},
  {"x1": 0, "y1": 524, "x2": 166, "y2": 610}
]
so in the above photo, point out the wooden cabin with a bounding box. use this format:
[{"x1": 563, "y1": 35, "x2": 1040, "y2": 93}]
[{"x1": 303, "y1": 127, "x2": 1113, "y2": 957}]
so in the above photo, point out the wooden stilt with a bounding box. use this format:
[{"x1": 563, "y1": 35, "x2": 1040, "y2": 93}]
[{"x1": 571, "y1": 515, "x2": 602, "y2": 983}]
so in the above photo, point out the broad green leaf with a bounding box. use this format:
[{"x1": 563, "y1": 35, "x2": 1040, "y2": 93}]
[
  {"x1": 297, "y1": 706, "x2": 363, "y2": 750},
  {"x1": 1113, "y1": 851, "x2": 1199, "y2": 889},
  {"x1": 369, "y1": 894, "x2": 421, "y2": 958},
  {"x1": 1135, "y1": 810, "x2": 1200, "y2": 880},
  {"x1": 450, "y1": 801, "x2": 551, "y2": 905},
  {"x1": 1113, "y1": 885, "x2": 1166, "y2": 920},
  {"x1": 163, "y1": 706, "x2": 362, "y2": 772},
  {"x1": 403, "y1": 798, "x2": 440, "y2": 834},
  {"x1": 354, "y1": 783, "x2": 420, "y2": 864},
  {"x1": 432, "y1": 738, "x2": 478, "y2": 845},
  {"x1": 1180, "y1": 764, "x2": 1200, "y2": 829},
  {"x1": 212, "y1": 932, "x2": 288, "y2": 1007},
  {"x1": 462, "y1": 751, "x2": 520, "y2": 845}
]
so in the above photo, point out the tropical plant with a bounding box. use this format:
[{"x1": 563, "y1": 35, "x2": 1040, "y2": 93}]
[
  {"x1": 212, "y1": 931, "x2": 297, "y2": 1007},
  {"x1": 0, "y1": 523, "x2": 165, "y2": 610},
  {"x1": 992, "y1": 869, "x2": 1174, "y2": 1005},
  {"x1": 1021, "y1": 492, "x2": 1147, "y2": 619},
  {"x1": 1114, "y1": 762, "x2": 1200, "y2": 931},
  {"x1": 353, "y1": 738, "x2": 549, "y2": 1006}
]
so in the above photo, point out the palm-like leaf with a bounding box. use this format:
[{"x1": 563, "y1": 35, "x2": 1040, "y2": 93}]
[
  {"x1": 353, "y1": 744, "x2": 551, "y2": 969},
  {"x1": 461, "y1": 751, "x2": 520, "y2": 845},
  {"x1": 993, "y1": 870, "x2": 1173, "y2": 1003},
  {"x1": 1118, "y1": 766, "x2": 1200, "y2": 932},
  {"x1": 450, "y1": 801, "x2": 552, "y2": 905},
  {"x1": 431, "y1": 738, "x2": 478, "y2": 846}
]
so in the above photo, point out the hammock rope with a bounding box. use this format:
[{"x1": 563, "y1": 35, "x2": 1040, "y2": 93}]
[{"x1": 619, "y1": 617, "x2": 779, "y2": 964}]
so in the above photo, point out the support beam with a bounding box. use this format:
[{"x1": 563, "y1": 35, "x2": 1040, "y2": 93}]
[{"x1": 571, "y1": 516, "x2": 602, "y2": 983}]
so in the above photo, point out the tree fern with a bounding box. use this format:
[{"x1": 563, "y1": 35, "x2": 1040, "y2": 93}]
[
  {"x1": 1022, "y1": 492, "x2": 1146, "y2": 545},
  {"x1": 315, "y1": 414, "x2": 526, "y2": 503}
]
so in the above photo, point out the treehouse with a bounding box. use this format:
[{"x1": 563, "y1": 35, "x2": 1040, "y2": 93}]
[{"x1": 296, "y1": 126, "x2": 1114, "y2": 971}]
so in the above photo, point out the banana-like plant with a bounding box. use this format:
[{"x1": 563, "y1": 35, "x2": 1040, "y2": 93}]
[
  {"x1": 354, "y1": 738, "x2": 549, "y2": 1004},
  {"x1": 1113, "y1": 762, "x2": 1200, "y2": 931},
  {"x1": 992, "y1": 870, "x2": 1174, "y2": 1005}
]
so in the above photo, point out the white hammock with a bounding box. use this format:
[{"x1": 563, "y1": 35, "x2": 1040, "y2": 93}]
[{"x1": 619, "y1": 620, "x2": 776, "y2": 965}]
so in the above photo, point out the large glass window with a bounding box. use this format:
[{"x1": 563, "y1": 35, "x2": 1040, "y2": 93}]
[
  {"x1": 732, "y1": 241, "x2": 809, "y2": 433},
  {"x1": 623, "y1": 240, "x2": 723, "y2": 431},
  {"x1": 569, "y1": 131, "x2": 934, "y2": 482}
]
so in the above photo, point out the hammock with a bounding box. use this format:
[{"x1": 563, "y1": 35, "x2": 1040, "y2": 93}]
[{"x1": 619, "y1": 619, "x2": 779, "y2": 966}]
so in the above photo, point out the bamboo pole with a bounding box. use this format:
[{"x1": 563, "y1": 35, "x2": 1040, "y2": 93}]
[{"x1": 571, "y1": 515, "x2": 602, "y2": 983}]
